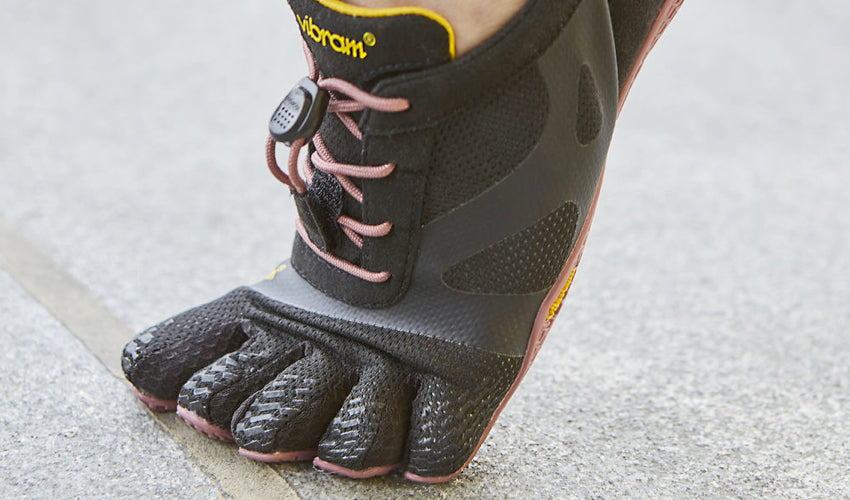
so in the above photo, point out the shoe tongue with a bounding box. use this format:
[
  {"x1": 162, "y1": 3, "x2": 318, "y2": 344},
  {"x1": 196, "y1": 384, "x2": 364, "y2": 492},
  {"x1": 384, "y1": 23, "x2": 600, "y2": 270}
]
[{"x1": 287, "y1": 0, "x2": 455, "y2": 87}]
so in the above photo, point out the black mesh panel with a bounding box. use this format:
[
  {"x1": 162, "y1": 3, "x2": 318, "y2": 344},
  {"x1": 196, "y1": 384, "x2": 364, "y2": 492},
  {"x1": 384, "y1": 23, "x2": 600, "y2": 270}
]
[
  {"x1": 442, "y1": 201, "x2": 579, "y2": 294},
  {"x1": 421, "y1": 66, "x2": 549, "y2": 223},
  {"x1": 577, "y1": 64, "x2": 602, "y2": 145}
]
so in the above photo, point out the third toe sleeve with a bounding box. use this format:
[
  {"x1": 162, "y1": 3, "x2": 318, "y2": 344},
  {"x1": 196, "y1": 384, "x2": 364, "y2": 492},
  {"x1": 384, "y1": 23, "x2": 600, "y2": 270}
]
[
  {"x1": 405, "y1": 376, "x2": 497, "y2": 478},
  {"x1": 317, "y1": 363, "x2": 414, "y2": 471},
  {"x1": 232, "y1": 346, "x2": 356, "y2": 455}
]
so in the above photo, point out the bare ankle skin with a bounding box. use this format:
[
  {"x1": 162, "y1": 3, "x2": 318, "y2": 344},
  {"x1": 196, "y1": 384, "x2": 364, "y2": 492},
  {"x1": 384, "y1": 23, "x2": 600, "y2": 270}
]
[{"x1": 341, "y1": 0, "x2": 527, "y2": 55}]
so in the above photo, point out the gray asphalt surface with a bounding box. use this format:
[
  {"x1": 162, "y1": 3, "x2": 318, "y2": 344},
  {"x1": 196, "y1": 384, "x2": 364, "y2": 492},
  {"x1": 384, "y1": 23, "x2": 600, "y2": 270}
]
[{"x1": 2, "y1": 0, "x2": 849, "y2": 498}]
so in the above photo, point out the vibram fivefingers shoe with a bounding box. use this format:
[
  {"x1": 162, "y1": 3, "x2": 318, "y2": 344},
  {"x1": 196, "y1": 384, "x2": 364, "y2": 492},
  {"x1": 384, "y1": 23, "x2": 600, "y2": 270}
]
[{"x1": 122, "y1": 0, "x2": 684, "y2": 483}]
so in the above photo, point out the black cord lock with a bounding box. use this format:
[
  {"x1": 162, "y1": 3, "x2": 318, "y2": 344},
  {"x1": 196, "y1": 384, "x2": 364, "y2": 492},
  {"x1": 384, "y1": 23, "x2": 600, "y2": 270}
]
[{"x1": 269, "y1": 77, "x2": 329, "y2": 145}]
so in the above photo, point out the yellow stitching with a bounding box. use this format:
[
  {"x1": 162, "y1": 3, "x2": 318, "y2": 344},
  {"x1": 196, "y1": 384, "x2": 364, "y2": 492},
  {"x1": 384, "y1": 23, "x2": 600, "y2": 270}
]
[
  {"x1": 546, "y1": 269, "x2": 576, "y2": 320},
  {"x1": 313, "y1": 0, "x2": 456, "y2": 59},
  {"x1": 265, "y1": 263, "x2": 287, "y2": 280}
]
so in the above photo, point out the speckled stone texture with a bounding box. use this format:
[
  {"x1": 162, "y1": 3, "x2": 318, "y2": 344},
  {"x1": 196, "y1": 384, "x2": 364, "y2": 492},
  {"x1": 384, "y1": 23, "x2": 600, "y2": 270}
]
[
  {"x1": 0, "y1": 271, "x2": 221, "y2": 498},
  {"x1": 1, "y1": 0, "x2": 849, "y2": 498}
]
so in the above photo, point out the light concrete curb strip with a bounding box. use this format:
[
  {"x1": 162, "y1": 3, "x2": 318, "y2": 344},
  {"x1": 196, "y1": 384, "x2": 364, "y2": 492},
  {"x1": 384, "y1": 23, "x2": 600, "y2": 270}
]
[{"x1": 0, "y1": 213, "x2": 300, "y2": 500}]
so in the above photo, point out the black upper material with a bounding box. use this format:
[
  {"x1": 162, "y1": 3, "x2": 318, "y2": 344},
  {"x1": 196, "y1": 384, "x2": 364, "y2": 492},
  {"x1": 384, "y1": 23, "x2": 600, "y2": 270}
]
[
  {"x1": 287, "y1": 0, "x2": 612, "y2": 314},
  {"x1": 121, "y1": 0, "x2": 673, "y2": 480},
  {"x1": 607, "y1": 0, "x2": 667, "y2": 89},
  {"x1": 283, "y1": 0, "x2": 668, "y2": 312}
]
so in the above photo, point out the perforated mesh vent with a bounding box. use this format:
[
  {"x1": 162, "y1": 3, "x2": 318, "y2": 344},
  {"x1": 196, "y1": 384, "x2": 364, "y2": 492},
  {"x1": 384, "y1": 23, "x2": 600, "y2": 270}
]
[
  {"x1": 576, "y1": 64, "x2": 602, "y2": 145},
  {"x1": 442, "y1": 201, "x2": 579, "y2": 294},
  {"x1": 421, "y1": 67, "x2": 549, "y2": 224}
]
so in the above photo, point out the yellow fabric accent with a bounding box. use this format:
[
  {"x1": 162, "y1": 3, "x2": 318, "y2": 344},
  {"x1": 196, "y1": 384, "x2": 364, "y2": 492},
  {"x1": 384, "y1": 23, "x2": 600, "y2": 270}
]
[
  {"x1": 265, "y1": 263, "x2": 288, "y2": 280},
  {"x1": 314, "y1": 0, "x2": 456, "y2": 59},
  {"x1": 546, "y1": 269, "x2": 576, "y2": 321}
]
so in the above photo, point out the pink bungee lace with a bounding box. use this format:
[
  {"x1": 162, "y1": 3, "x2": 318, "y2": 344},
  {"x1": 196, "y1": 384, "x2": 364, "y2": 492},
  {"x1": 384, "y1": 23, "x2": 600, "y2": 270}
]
[{"x1": 265, "y1": 45, "x2": 410, "y2": 283}]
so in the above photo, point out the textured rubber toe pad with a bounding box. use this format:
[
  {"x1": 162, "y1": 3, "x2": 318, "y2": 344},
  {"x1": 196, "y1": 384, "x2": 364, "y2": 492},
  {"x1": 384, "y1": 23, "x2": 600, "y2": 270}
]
[
  {"x1": 177, "y1": 329, "x2": 303, "y2": 431},
  {"x1": 176, "y1": 406, "x2": 235, "y2": 442},
  {"x1": 122, "y1": 289, "x2": 254, "y2": 401},
  {"x1": 131, "y1": 386, "x2": 177, "y2": 412}
]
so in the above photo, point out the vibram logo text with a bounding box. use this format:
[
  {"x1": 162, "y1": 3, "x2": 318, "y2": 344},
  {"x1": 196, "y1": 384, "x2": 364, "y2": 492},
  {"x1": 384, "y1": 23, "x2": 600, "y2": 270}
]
[{"x1": 297, "y1": 15, "x2": 369, "y2": 59}]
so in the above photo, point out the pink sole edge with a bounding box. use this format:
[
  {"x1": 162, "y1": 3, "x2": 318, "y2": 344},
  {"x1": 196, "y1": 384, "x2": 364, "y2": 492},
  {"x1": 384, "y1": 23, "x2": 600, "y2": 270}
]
[
  {"x1": 404, "y1": 470, "x2": 460, "y2": 484},
  {"x1": 239, "y1": 448, "x2": 317, "y2": 463},
  {"x1": 131, "y1": 386, "x2": 177, "y2": 412},
  {"x1": 176, "y1": 406, "x2": 235, "y2": 442},
  {"x1": 313, "y1": 457, "x2": 401, "y2": 479}
]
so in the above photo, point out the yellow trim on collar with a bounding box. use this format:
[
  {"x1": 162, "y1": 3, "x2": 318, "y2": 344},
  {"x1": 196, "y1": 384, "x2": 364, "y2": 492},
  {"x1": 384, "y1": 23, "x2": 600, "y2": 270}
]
[{"x1": 314, "y1": 0, "x2": 456, "y2": 59}]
